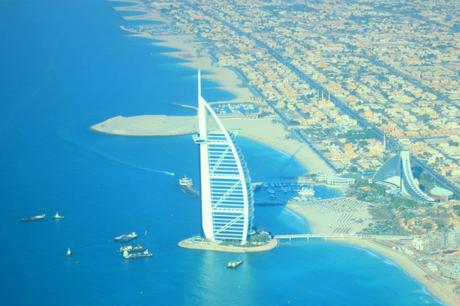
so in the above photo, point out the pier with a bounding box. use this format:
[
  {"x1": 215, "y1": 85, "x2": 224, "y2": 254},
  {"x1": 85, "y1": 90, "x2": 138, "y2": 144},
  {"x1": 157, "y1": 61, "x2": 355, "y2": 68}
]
[{"x1": 274, "y1": 234, "x2": 412, "y2": 241}]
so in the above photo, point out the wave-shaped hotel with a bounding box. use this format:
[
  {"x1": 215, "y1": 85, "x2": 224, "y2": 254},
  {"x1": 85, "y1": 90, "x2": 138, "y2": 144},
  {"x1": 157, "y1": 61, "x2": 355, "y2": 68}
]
[
  {"x1": 179, "y1": 71, "x2": 276, "y2": 252},
  {"x1": 373, "y1": 151, "x2": 434, "y2": 203}
]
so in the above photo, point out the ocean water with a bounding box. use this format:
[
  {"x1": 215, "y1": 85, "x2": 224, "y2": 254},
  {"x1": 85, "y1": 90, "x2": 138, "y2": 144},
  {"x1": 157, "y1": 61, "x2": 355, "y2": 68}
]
[{"x1": 0, "y1": 1, "x2": 442, "y2": 306}]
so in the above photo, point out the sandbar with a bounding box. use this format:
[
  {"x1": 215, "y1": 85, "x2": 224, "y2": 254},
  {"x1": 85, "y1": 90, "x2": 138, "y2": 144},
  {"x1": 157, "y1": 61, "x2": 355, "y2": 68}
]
[{"x1": 90, "y1": 115, "x2": 335, "y2": 175}]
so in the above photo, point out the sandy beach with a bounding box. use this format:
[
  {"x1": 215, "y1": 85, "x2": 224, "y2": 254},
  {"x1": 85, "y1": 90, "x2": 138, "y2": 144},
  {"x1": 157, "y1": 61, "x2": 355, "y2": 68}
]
[
  {"x1": 338, "y1": 238, "x2": 459, "y2": 306},
  {"x1": 152, "y1": 34, "x2": 255, "y2": 103},
  {"x1": 113, "y1": 3, "x2": 254, "y2": 103},
  {"x1": 288, "y1": 201, "x2": 459, "y2": 306},
  {"x1": 287, "y1": 197, "x2": 373, "y2": 234}
]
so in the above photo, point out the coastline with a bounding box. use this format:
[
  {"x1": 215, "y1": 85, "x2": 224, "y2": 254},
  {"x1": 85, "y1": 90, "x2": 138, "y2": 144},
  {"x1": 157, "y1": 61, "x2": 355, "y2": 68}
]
[
  {"x1": 114, "y1": 2, "x2": 254, "y2": 103},
  {"x1": 108, "y1": 2, "x2": 455, "y2": 305},
  {"x1": 337, "y1": 238, "x2": 459, "y2": 306},
  {"x1": 109, "y1": 1, "x2": 336, "y2": 175},
  {"x1": 288, "y1": 204, "x2": 459, "y2": 306},
  {"x1": 150, "y1": 34, "x2": 254, "y2": 103}
]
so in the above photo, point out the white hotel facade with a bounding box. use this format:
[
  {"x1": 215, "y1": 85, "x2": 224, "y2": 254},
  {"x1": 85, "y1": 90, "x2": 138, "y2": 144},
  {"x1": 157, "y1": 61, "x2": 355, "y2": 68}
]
[{"x1": 194, "y1": 71, "x2": 254, "y2": 244}]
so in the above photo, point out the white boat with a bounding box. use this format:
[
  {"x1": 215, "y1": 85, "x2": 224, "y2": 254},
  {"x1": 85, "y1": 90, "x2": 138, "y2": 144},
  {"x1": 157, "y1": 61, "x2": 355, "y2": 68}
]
[
  {"x1": 227, "y1": 259, "x2": 243, "y2": 268},
  {"x1": 21, "y1": 213, "x2": 46, "y2": 222},
  {"x1": 66, "y1": 248, "x2": 72, "y2": 256},
  {"x1": 179, "y1": 176, "x2": 193, "y2": 187},
  {"x1": 122, "y1": 249, "x2": 153, "y2": 259},
  {"x1": 298, "y1": 187, "x2": 315, "y2": 198},
  {"x1": 179, "y1": 175, "x2": 199, "y2": 196},
  {"x1": 53, "y1": 212, "x2": 64, "y2": 220},
  {"x1": 114, "y1": 232, "x2": 138, "y2": 242},
  {"x1": 119, "y1": 245, "x2": 146, "y2": 253}
]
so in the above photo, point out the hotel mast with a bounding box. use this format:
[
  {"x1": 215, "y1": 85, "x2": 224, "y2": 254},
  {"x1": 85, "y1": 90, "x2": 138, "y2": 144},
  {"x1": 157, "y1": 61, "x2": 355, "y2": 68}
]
[{"x1": 194, "y1": 70, "x2": 254, "y2": 244}]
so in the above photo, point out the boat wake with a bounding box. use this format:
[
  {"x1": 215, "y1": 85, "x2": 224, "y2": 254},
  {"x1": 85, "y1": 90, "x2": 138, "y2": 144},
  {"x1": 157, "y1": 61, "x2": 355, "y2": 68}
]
[{"x1": 59, "y1": 135, "x2": 175, "y2": 177}]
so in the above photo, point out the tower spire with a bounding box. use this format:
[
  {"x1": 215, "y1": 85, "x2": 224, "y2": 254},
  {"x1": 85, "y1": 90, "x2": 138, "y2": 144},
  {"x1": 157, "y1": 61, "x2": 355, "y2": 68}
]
[{"x1": 198, "y1": 69, "x2": 202, "y2": 99}]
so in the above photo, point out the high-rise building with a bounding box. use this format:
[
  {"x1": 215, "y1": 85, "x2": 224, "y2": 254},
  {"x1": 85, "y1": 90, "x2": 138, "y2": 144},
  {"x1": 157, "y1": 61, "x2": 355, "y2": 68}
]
[{"x1": 194, "y1": 70, "x2": 254, "y2": 244}]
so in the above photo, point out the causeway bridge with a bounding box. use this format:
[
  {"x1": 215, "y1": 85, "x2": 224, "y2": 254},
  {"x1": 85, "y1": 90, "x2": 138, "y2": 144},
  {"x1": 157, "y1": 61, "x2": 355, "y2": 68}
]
[{"x1": 274, "y1": 234, "x2": 412, "y2": 241}]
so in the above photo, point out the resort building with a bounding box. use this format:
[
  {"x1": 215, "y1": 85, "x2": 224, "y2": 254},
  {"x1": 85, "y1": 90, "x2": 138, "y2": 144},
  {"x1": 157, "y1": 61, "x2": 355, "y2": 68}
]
[
  {"x1": 373, "y1": 151, "x2": 434, "y2": 203},
  {"x1": 194, "y1": 71, "x2": 254, "y2": 244}
]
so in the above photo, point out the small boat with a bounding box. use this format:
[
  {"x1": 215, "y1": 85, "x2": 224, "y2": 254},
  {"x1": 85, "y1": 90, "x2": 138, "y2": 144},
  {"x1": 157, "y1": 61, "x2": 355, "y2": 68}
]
[
  {"x1": 179, "y1": 176, "x2": 193, "y2": 187},
  {"x1": 53, "y1": 212, "x2": 64, "y2": 220},
  {"x1": 227, "y1": 259, "x2": 243, "y2": 269},
  {"x1": 179, "y1": 175, "x2": 199, "y2": 196},
  {"x1": 299, "y1": 187, "x2": 315, "y2": 197},
  {"x1": 122, "y1": 249, "x2": 153, "y2": 259},
  {"x1": 66, "y1": 248, "x2": 72, "y2": 256},
  {"x1": 119, "y1": 245, "x2": 146, "y2": 253},
  {"x1": 114, "y1": 232, "x2": 138, "y2": 242},
  {"x1": 21, "y1": 214, "x2": 46, "y2": 222}
]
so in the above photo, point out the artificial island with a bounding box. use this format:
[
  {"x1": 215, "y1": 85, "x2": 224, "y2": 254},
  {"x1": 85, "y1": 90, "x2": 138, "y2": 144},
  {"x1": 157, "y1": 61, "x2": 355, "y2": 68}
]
[{"x1": 179, "y1": 71, "x2": 277, "y2": 252}]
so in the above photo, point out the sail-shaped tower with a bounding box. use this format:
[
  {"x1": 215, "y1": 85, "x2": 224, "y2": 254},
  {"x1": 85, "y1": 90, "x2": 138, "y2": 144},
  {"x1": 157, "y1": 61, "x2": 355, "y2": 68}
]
[{"x1": 194, "y1": 70, "x2": 254, "y2": 244}]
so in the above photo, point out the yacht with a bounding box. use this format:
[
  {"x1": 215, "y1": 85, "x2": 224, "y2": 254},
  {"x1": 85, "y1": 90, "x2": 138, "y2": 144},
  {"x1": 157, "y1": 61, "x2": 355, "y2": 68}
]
[
  {"x1": 21, "y1": 214, "x2": 46, "y2": 222},
  {"x1": 114, "y1": 232, "x2": 138, "y2": 242},
  {"x1": 122, "y1": 249, "x2": 153, "y2": 259},
  {"x1": 119, "y1": 245, "x2": 146, "y2": 253},
  {"x1": 179, "y1": 175, "x2": 199, "y2": 196},
  {"x1": 227, "y1": 259, "x2": 243, "y2": 268}
]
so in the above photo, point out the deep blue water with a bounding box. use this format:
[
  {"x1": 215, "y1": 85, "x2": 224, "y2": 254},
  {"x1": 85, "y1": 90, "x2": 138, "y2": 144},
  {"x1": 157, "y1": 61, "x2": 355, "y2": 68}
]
[{"x1": 0, "y1": 1, "x2": 442, "y2": 305}]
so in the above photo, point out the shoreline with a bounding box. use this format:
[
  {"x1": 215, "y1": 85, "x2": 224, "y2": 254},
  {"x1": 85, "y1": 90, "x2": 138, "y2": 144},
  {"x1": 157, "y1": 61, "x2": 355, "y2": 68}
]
[
  {"x1": 288, "y1": 204, "x2": 459, "y2": 306},
  {"x1": 109, "y1": 2, "x2": 336, "y2": 175},
  {"x1": 114, "y1": 3, "x2": 254, "y2": 103},
  {"x1": 113, "y1": 0, "x2": 263, "y2": 103},
  {"x1": 336, "y1": 238, "x2": 458, "y2": 306},
  {"x1": 108, "y1": 2, "x2": 455, "y2": 305},
  {"x1": 149, "y1": 34, "x2": 255, "y2": 103}
]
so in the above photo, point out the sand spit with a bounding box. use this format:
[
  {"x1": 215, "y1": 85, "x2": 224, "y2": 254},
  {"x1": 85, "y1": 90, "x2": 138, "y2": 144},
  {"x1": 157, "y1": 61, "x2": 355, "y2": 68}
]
[
  {"x1": 90, "y1": 115, "x2": 335, "y2": 175},
  {"x1": 91, "y1": 115, "x2": 197, "y2": 137}
]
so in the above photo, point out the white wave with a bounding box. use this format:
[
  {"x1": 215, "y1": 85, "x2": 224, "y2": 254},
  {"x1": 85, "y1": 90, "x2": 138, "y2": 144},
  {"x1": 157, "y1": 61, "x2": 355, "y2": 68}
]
[
  {"x1": 383, "y1": 258, "x2": 398, "y2": 267},
  {"x1": 363, "y1": 249, "x2": 380, "y2": 259},
  {"x1": 60, "y1": 135, "x2": 175, "y2": 177}
]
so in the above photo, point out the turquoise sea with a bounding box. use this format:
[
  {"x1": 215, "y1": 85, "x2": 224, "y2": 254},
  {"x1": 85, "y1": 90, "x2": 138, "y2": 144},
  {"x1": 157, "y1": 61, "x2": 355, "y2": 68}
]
[{"x1": 0, "y1": 1, "x2": 443, "y2": 305}]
